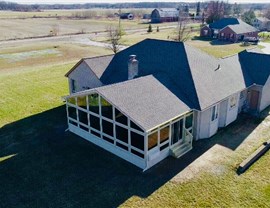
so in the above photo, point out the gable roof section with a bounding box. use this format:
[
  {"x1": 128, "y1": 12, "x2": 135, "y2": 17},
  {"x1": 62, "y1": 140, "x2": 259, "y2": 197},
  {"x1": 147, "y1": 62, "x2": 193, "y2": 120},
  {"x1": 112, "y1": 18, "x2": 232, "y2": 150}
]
[
  {"x1": 209, "y1": 18, "x2": 240, "y2": 29},
  {"x1": 155, "y1": 8, "x2": 179, "y2": 18},
  {"x1": 226, "y1": 19, "x2": 258, "y2": 34},
  {"x1": 100, "y1": 39, "x2": 201, "y2": 110},
  {"x1": 185, "y1": 45, "x2": 246, "y2": 110},
  {"x1": 65, "y1": 54, "x2": 114, "y2": 78},
  {"x1": 66, "y1": 75, "x2": 190, "y2": 131},
  {"x1": 238, "y1": 50, "x2": 270, "y2": 85}
]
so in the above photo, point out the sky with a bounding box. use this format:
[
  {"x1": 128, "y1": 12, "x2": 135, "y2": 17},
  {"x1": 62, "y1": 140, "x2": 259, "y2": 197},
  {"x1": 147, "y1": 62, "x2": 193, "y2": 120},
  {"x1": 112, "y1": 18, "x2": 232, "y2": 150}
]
[{"x1": 7, "y1": 0, "x2": 270, "y2": 5}]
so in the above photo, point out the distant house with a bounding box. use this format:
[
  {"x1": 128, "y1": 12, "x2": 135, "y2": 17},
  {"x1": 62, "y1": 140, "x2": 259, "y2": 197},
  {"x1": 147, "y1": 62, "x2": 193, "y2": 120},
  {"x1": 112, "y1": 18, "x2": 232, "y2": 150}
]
[
  {"x1": 201, "y1": 18, "x2": 259, "y2": 42},
  {"x1": 151, "y1": 8, "x2": 179, "y2": 23},
  {"x1": 119, "y1": 13, "x2": 134, "y2": 20},
  {"x1": 252, "y1": 17, "x2": 270, "y2": 31},
  {"x1": 64, "y1": 39, "x2": 270, "y2": 170}
]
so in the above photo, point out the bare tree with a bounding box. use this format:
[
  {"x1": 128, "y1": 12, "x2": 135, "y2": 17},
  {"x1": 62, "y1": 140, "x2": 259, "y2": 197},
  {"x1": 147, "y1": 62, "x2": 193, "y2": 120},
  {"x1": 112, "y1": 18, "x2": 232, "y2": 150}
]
[
  {"x1": 173, "y1": 16, "x2": 191, "y2": 42},
  {"x1": 106, "y1": 25, "x2": 122, "y2": 54}
]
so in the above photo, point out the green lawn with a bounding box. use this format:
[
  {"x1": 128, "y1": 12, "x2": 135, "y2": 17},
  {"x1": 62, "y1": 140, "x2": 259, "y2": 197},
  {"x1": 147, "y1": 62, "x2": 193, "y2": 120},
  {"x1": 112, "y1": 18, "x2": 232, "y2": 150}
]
[
  {"x1": 259, "y1": 32, "x2": 270, "y2": 43},
  {"x1": 0, "y1": 58, "x2": 270, "y2": 207}
]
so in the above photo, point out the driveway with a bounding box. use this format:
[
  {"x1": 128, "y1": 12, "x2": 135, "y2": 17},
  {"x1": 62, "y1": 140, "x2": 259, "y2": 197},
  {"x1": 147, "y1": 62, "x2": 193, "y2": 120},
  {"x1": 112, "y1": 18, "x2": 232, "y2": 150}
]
[{"x1": 259, "y1": 42, "x2": 270, "y2": 54}]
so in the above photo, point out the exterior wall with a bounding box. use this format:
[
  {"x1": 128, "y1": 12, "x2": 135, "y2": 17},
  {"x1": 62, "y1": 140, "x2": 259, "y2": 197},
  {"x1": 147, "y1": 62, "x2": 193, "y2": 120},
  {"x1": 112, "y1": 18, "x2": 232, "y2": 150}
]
[
  {"x1": 219, "y1": 27, "x2": 258, "y2": 42},
  {"x1": 225, "y1": 93, "x2": 240, "y2": 126},
  {"x1": 200, "y1": 25, "x2": 212, "y2": 37},
  {"x1": 68, "y1": 61, "x2": 103, "y2": 94},
  {"x1": 218, "y1": 99, "x2": 228, "y2": 128},
  {"x1": 219, "y1": 27, "x2": 237, "y2": 41},
  {"x1": 246, "y1": 85, "x2": 263, "y2": 114},
  {"x1": 260, "y1": 76, "x2": 270, "y2": 112},
  {"x1": 69, "y1": 124, "x2": 146, "y2": 169},
  {"x1": 151, "y1": 9, "x2": 161, "y2": 23},
  {"x1": 238, "y1": 89, "x2": 248, "y2": 113},
  {"x1": 197, "y1": 108, "x2": 211, "y2": 139},
  {"x1": 196, "y1": 93, "x2": 240, "y2": 139}
]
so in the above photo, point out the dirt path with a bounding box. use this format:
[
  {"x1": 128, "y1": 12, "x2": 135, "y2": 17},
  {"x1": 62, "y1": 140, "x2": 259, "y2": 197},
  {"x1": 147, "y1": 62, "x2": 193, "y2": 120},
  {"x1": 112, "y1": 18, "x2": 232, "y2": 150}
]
[{"x1": 0, "y1": 25, "x2": 176, "y2": 49}]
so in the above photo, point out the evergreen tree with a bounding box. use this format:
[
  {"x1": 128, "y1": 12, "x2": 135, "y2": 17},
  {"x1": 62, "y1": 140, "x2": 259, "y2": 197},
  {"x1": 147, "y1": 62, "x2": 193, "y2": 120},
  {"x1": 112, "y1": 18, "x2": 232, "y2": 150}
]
[{"x1": 147, "y1": 24, "x2": 152, "y2": 33}]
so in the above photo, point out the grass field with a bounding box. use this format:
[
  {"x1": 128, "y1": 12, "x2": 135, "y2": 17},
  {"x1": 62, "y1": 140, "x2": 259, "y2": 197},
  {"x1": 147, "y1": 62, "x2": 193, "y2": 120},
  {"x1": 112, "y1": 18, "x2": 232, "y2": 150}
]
[{"x1": 0, "y1": 42, "x2": 110, "y2": 73}]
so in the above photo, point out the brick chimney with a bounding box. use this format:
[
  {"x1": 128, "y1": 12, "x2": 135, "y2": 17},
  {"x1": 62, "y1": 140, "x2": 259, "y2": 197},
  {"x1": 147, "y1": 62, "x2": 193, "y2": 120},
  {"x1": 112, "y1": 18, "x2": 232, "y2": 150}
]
[{"x1": 128, "y1": 55, "x2": 138, "y2": 80}]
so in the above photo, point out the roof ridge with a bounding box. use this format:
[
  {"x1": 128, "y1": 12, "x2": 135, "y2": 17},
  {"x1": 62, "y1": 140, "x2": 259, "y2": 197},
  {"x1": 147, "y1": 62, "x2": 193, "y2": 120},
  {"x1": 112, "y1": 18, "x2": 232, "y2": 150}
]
[{"x1": 82, "y1": 54, "x2": 114, "y2": 60}]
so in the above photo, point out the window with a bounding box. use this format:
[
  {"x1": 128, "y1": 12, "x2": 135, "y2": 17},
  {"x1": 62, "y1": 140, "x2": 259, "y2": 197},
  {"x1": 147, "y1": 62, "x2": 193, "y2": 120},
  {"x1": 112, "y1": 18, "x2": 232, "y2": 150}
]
[
  {"x1": 78, "y1": 110, "x2": 88, "y2": 125},
  {"x1": 229, "y1": 94, "x2": 237, "y2": 109},
  {"x1": 211, "y1": 105, "x2": 218, "y2": 121},
  {"x1": 159, "y1": 126, "x2": 169, "y2": 144},
  {"x1": 130, "y1": 121, "x2": 143, "y2": 132},
  {"x1": 115, "y1": 108, "x2": 127, "y2": 125},
  {"x1": 131, "y1": 132, "x2": 144, "y2": 151},
  {"x1": 116, "y1": 125, "x2": 128, "y2": 144},
  {"x1": 102, "y1": 120, "x2": 113, "y2": 137},
  {"x1": 203, "y1": 30, "x2": 208, "y2": 35},
  {"x1": 77, "y1": 96, "x2": 87, "y2": 109},
  {"x1": 185, "y1": 114, "x2": 193, "y2": 129},
  {"x1": 67, "y1": 106, "x2": 77, "y2": 120},
  {"x1": 71, "y1": 79, "x2": 76, "y2": 93},
  {"x1": 100, "y1": 96, "x2": 113, "y2": 119},
  {"x1": 88, "y1": 94, "x2": 99, "y2": 114},
  {"x1": 90, "y1": 115, "x2": 100, "y2": 131},
  {"x1": 148, "y1": 132, "x2": 158, "y2": 150}
]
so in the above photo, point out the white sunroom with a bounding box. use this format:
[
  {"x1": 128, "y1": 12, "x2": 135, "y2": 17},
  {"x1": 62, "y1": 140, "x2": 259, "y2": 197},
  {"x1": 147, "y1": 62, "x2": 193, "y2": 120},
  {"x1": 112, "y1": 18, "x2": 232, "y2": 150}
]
[{"x1": 64, "y1": 76, "x2": 194, "y2": 170}]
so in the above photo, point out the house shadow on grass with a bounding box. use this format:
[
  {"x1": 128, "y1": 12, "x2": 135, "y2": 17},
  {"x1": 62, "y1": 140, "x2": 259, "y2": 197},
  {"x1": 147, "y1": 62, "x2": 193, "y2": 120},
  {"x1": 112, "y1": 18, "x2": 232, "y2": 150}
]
[{"x1": 0, "y1": 105, "x2": 269, "y2": 208}]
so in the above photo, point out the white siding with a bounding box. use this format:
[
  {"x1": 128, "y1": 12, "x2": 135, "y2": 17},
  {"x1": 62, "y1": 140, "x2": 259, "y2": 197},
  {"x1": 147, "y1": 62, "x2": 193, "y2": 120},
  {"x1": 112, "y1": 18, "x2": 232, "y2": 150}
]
[
  {"x1": 260, "y1": 76, "x2": 270, "y2": 112},
  {"x1": 197, "y1": 108, "x2": 211, "y2": 139},
  {"x1": 68, "y1": 61, "x2": 103, "y2": 94},
  {"x1": 238, "y1": 89, "x2": 248, "y2": 113},
  {"x1": 218, "y1": 99, "x2": 228, "y2": 128},
  {"x1": 225, "y1": 93, "x2": 240, "y2": 126}
]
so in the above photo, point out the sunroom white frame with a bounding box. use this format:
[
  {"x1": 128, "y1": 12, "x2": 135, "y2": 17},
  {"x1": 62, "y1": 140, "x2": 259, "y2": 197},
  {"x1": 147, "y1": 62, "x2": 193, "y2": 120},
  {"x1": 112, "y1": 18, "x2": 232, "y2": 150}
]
[{"x1": 65, "y1": 91, "x2": 194, "y2": 170}]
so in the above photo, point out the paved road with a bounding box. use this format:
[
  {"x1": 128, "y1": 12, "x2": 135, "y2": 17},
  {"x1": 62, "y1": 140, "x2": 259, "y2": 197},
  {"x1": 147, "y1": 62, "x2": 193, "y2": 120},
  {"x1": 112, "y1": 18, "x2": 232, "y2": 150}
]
[{"x1": 259, "y1": 42, "x2": 270, "y2": 54}]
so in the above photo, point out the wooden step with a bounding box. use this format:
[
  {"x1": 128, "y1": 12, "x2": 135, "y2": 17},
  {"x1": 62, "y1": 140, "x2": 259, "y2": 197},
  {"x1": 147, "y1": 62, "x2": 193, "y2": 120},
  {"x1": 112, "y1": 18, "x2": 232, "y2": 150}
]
[{"x1": 170, "y1": 143, "x2": 192, "y2": 158}]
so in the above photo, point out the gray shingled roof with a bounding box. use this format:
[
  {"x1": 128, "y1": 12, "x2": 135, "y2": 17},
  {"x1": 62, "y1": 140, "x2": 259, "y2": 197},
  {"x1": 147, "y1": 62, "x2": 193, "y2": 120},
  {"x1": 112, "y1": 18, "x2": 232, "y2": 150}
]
[
  {"x1": 209, "y1": 18, "x2": 258, "y2": 34},
  {"x1": 155, "y1": 8, "x2": 179, "y2": 18},
  {"x1": 209, "y1": 18, "x2": 240, "y2": 29},
  {"x1": 66, "y1": 75, "x2": 190, "y2": 131},
  {"x1": 65, "y1": 55, "x2": 114, "y2": 78},
  {"x1": 66, "y1": 39, "x2": 270, "y2": 118},
  {"x1": 226, "y1": 19, "x2": 258, "y2": 34},
  {"x1": 83, "y1": 55, "x2": 114, "y2": 78}
]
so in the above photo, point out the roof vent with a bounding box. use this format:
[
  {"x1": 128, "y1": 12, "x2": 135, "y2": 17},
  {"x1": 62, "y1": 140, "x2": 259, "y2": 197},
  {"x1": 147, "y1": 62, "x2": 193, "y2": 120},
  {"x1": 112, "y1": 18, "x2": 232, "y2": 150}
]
[
  {"x1": 128, "y1": 55, "x2": 139, "y2": 80},
  {"x1": 215, "y1": 64, "x2": 221, "y2": 71}
]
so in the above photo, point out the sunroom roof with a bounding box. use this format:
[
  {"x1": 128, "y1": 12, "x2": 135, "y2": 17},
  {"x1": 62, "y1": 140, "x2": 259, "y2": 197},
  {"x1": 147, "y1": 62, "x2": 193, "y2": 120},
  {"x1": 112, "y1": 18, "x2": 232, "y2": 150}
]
[{"x1": 65, "y1": 75, "x2": 191, "y2": 131}]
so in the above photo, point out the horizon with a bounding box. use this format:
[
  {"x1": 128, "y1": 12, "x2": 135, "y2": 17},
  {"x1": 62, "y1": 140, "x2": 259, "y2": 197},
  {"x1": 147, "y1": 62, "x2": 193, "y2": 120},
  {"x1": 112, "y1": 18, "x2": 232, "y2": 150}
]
[{"x1": 7, "y1": 0, "x2": 270, "y2": 5}]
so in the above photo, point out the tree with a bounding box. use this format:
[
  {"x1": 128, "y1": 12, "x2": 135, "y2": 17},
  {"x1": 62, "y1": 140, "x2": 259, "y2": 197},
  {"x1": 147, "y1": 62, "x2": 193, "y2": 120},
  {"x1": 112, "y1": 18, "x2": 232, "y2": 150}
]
[
  {"x1": 173, "y1": 16, "x2": 191, "y2": 42},
  {"x1": 233, "y1": 3, "x2": 242, "y2": 17},
  {"x1": 264, "y1": 9, "x2": 270, "y2": 19},
  {"x1": 147, "y1": 24, "x2": 152, "y2": 33},
  {"x1": 106, "y1": 26, "x2": 122, "y2": 54},
  {"x1": 224, "y1": 1, "x2": 232, "y2": 16},
  {"x1": 196, "y1": 2, "x2": 201, "y2": 16},
  {"x1": 242, "y1": 9, "x2": 256, "y2": 25},
  {"x1": 206, "y1": 1, "x2": 225, "y2": 24}
]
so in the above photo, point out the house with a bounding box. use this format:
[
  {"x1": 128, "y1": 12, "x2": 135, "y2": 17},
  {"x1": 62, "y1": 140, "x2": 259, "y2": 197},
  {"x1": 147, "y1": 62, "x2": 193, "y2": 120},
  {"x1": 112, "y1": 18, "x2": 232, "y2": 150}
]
[
  {"x1": 64, "y1": 39, "x2": 270, "y2": 170},
  {"x1": 151, "y1": 8, "x2": 179, "y2": 23},
  {"x1": 252, "y1": 17, "x2": 270, "y2": 31},
  {"x1": 200, "y1": 18, "x2": 259, "y2": 41}
]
